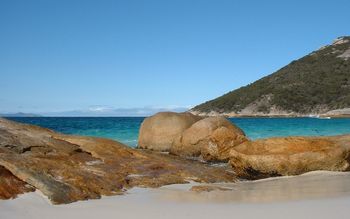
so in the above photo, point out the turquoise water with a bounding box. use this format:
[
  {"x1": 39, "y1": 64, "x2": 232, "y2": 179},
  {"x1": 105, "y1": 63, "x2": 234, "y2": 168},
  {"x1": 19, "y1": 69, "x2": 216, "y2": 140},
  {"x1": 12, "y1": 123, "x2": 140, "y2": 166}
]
[{"x1": 6, "y1": 117, "x2": 350, "y2": 147}]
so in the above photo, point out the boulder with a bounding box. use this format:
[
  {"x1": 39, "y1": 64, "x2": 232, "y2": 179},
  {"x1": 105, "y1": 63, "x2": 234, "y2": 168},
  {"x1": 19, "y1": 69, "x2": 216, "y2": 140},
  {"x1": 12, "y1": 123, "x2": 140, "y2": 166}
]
[
  {"x1": 171, "y1": 117, "x2": 248, "y2": 161},
  {"x1": 229, "y1": 136, "x2": 350, "y2": 179},
  {"x1": 0, "y1": 118, "x2": 236, "y2": 204},
  {"x1": 138, "y1": 112, "x2": 202, "y2": 151}
]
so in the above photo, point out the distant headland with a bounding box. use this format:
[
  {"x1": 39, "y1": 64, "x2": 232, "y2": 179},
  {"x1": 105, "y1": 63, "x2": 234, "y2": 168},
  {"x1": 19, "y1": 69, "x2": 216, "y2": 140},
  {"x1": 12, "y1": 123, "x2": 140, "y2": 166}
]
[
  {"x1": 192, "y1": 36, "x2": 350, "y2": 118},
  {"x1": 0, "y1": 112, "x2": 42, "y2": 117}
]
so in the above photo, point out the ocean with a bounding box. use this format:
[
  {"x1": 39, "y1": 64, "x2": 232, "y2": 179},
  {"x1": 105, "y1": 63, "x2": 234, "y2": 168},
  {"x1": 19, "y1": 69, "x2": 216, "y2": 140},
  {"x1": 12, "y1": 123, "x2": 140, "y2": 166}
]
[{"x1": 6, "y1": 117, "x2": 350, "y2": 147}]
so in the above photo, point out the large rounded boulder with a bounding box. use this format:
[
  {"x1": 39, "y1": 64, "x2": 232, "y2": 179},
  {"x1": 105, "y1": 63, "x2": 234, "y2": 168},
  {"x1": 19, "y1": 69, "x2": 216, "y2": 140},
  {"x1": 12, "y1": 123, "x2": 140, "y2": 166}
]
[
  {"x1": 229, "y1": 135, "x2": 350, "y2": 179},
  {"x1": 138, "y1": 112, "x2": 202, "y2": 151},
  {"x1": 170, "y1": 116, "x2": 248, "y2": 161}
]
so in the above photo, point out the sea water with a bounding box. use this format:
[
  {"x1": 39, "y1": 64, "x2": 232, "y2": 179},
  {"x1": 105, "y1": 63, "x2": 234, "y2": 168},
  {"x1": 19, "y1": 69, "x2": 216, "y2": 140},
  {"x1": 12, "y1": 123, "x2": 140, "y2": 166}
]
[{"x1": 7, "y1": 117, "x2": 350, "y2": 147}]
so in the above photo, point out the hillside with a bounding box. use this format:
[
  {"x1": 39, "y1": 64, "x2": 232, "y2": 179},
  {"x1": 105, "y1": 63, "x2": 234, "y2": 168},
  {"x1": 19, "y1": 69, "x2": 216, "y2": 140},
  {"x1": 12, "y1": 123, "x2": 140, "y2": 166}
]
[
  {"x1": 0, "y1": 112, "x2": 41, "y2": 117},
  {"x1": 192, "y1": 36, "x2": 350, "y2": 117}
]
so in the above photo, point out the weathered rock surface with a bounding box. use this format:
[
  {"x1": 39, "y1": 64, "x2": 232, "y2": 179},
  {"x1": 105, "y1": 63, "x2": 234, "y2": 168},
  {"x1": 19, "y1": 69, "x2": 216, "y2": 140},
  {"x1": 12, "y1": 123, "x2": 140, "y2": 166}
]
[
  {"x1": 229, "y1": 136, "x2": 350, "y2": 179},
  {"x1": 0, "y1": 166, "x2": 35, "y2": 199},
  {"x1": 0, "y1": 118, "x2": 236, "y2": 204},
  {"x1": 171, "y1": 117, "x2": 248, "y2": 161},
  {"x1": 138, "y1": 112, "x2": 202, "y2": 151}
]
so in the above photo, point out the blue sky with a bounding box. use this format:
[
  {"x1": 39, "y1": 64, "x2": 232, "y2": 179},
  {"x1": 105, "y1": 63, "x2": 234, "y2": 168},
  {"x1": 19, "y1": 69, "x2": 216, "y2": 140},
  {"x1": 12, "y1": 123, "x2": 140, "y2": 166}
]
[{"x1": 0, "y1": 0, "x2": 349, "y2": 116}]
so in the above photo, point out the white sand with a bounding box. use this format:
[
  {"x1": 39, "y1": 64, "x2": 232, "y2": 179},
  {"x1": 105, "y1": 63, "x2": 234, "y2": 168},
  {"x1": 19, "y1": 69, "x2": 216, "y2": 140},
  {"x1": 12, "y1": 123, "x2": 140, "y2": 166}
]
[{"x1": 1, "y1": 171, "x2": 350, "y2": 219}]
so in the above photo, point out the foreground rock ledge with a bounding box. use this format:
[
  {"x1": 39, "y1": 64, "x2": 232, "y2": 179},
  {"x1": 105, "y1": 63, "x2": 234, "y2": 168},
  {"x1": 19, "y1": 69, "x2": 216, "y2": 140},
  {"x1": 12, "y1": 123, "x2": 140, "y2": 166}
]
[
  {"x1": 229, "y1": 136, "x2": 350, "y2": 179},
  {"x1": 0, "y1": 118, "x2": 236, "y2": 204},
  {"x1": 0, "y1": 166, "x2": 35, "y2": 199}
]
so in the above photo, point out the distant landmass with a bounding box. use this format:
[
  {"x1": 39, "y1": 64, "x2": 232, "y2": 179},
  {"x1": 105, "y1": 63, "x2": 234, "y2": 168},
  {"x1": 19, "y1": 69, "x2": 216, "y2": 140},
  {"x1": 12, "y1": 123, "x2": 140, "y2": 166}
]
[
  {"x1": 192, "y1": 36, "x2": 350, "y2": 117},
  {"x1": 0, "y1": 112, "x2": 42, "y2": 117}
]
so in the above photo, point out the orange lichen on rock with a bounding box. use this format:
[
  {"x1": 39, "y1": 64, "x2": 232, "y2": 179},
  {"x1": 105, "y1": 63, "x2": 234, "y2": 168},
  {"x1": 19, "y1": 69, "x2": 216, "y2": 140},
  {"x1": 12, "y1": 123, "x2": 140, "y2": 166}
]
[
  {"x1": 229, "y1": 136, "x2": 350, "y2": 179},
  {"x1": 0, "y1": 166, "x2": 35, "y2": 199}
]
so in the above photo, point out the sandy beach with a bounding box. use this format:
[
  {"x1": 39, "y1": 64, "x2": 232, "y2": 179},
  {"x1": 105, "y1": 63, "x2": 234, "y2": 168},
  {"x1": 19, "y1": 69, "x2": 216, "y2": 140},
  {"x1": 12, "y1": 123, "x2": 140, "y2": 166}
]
[{"x1": 2, "y1": 171, "x2": 350, "y2": 219}]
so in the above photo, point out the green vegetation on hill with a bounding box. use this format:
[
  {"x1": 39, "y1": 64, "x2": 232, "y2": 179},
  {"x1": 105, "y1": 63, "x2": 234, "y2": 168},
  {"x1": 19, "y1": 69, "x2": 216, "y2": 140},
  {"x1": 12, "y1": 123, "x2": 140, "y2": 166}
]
[{"x1": 193, "y1": 37, "x2": 350, "y2": 114}]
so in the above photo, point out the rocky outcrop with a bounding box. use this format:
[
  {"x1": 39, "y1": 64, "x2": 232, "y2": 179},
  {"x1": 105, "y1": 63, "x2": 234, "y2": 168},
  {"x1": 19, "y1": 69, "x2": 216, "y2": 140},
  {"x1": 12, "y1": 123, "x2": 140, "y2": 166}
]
[
  {"x1": 171, "y1": 117, "x2": 248, "y2": 161},
  {"x1": 322, "y1": 108, "x2": 350, "y2": 117},
  {"x1": 0, "y1": 118, "x2": 236, "y2": 204},
  {"x1": 0, "y1": 166, "x2": 35, "y2": 199},
  {"x1": 138, "y1": 112, "x2": 202, "y2": 151},
  {"x1": 229, "y1": 136, "x2": 350, "y2": 179}
]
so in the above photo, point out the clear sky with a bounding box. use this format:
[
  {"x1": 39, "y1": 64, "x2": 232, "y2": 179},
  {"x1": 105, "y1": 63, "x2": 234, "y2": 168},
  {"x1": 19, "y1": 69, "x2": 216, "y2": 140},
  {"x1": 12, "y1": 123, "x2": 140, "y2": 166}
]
[{"x1": 1, "y1": 0, "x2": 349, "y2": 116}]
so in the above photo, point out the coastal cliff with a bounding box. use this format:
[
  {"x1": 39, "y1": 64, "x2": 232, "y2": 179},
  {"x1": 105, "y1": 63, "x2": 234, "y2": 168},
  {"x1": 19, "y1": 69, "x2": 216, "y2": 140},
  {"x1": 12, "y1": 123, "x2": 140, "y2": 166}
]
[{"x1": 192, "y1": 36, "x2": 350, "y2": 117}]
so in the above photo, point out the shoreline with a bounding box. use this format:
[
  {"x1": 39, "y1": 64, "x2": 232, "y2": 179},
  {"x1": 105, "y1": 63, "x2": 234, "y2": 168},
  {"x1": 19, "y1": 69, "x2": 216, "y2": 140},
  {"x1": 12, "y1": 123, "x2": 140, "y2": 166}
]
[
  {"x1": 1, "y1": 171, "x2": 350, "y2": 219},
  {"x1": 2, "y1": 116, "x2": 350, "y2": 219},
  {"x1": 8, "y1": 114, "x2": 339, "y2": 119},
  {"x1": 198, "y1": 114, "x2": 350, "y2": 119},
  {"x1": 189, "y1": 110, "x2": 350, "y2": 118},
  {"x1": 226, "y1": 115, "x2": 350, "y2": 118}
]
